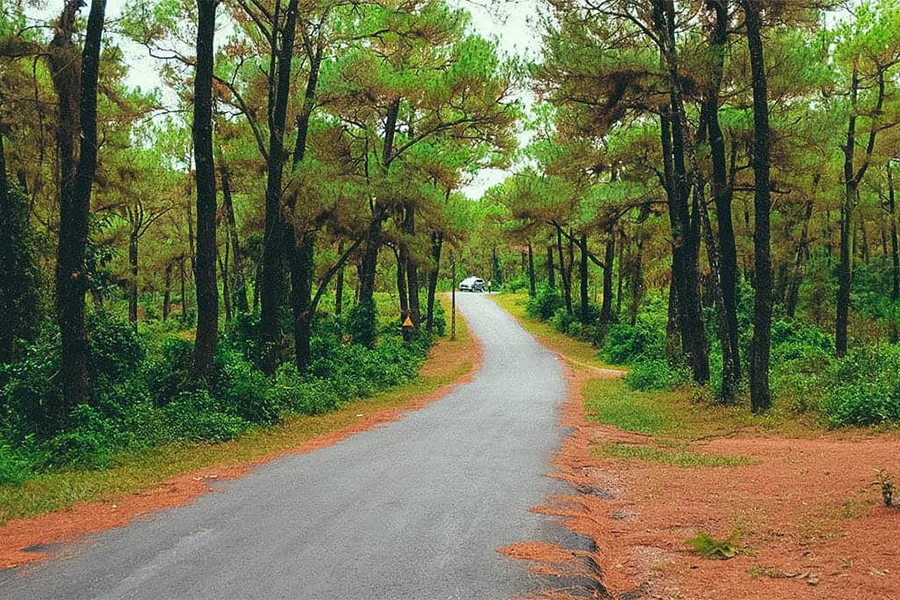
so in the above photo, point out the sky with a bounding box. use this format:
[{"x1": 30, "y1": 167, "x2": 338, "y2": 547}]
[
  {"x1": 24, "y1": 0, "x2": 543, "y2": 198},
  {"x1": 451, "y1": 0, "x2": 543, "y2": 197}
]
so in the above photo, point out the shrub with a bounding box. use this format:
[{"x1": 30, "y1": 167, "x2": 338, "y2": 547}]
[
  {"x1": 502, "y1": 274, "x2": 530, "y2": 293},
  {"x1": 550, "y1": 308, "x2": 577, "y2": 335},
  {"x1": 348, "y1": 299, "x2": 378, "y2": 347},
  {"x1": 87, "y1": 311, "x2": 146, "y2": 382},
  {"x1": 0, "y1": 336, "x2": 63, "y2": 436},
  {"x1": 164, "y1": 390, "x2": 249, "y2": 442},
  {"x1": 0, "y1": 184, "x2": 43, "y2": 360},
  {"x1": 0, "y1": 438, "x2": 39, "y2": 485},
  {"x1": 625, "y1": 359, "x2": 690, "y2": 391},
  {"x1": 212, "y1": 350, "x2": 282, "y2": 426},
  {"x1": 45, "y1": 405, "x2": 116, "y2": 469},
  {"x1": 432, "y1": 299, "x2": 447, "y2": 337},
  {"x1": 526, "y1": 284, "x2": 562, "y2": 321},
  {"x1": 223, "y1": 310, "x2": 261, "y2": 363},
  {"x1": 821, "y1": 346, "x2": 900, "y2": 426},
  {"x1": 143, "y1": 336, "x2": 194, "y2": 406},
  {"x1": 770, "y1": 319, "x2": 833, "y2": 364},
  {"x1": 603, "y1": 322, "x2": 659, "y2": 364}
]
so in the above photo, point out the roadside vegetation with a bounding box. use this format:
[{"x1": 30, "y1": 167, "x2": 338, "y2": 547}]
[
  {"x1": 0, "y1": 0, "x2": 513, "y2": 509},
  {"x1": 0, "y1": 299, "x2": 471, "y2": 524}
]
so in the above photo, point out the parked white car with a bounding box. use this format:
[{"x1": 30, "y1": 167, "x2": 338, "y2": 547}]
[{"x1": 459, "y1": 277, "x2": 485, "y2": 292}]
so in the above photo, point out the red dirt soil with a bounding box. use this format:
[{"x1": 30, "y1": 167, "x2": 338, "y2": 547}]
[
  {"x1": 506, "y1": 365, "x2": 900, "y2": 600},
  {"x1": 0, "y1": 334, "x2": 483, "y2": 571}
]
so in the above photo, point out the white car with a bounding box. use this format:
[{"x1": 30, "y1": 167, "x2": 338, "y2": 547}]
[{"x1": 459, "y1": 277, "x2": 485, "y2": 292}]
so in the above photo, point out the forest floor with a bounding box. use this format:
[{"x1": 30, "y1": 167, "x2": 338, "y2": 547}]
[
  {"x1": 0, "y1": 309, "x2": 480, "y2": 569},
  {"x1": 493, "y1": 293, "x2": 900, "y2": 600}
]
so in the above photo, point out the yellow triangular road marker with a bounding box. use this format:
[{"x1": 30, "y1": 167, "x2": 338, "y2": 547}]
[{"x1": 402, "y1": 316, "x2": 414, "y2": 327}]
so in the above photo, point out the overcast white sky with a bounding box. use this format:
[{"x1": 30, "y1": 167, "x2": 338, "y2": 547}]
[
  {"x1": 451, "y1": 0, "x2": 542, "y2": 196},
  {"x1": 25, "y1": 0, "x2": 544, "y2": 197}
]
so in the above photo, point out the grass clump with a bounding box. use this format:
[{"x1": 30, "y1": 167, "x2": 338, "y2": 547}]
[
  {"x1": 599, "y1": 443, "x2": 753, "y2": 468},
  {"x1": 686, "y1": 529, "x2": 744, "y2": 559}
]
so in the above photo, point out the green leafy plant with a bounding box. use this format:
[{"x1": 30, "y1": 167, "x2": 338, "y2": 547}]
[
  {"x1": 871, "y1": 468, "x2": 895, "y2": 507},
  {"x1": 686, "y1": 529, "x2": 743, "y2": 560}
]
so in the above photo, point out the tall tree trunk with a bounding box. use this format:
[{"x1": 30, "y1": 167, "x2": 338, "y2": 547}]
[
  {"x1": 406, "y1": 207, "x2": 421, "y2": 330},
  {"x1": 450, "y1": 251, "x2": 457, "y2": 340},
  {"x1": 579, "y1": 234, "x2": 589, "y2": 323},
  {"x1": 186, "y1": 181, "x2": 196, "y2": 272},
  {"x1": 527, "y1": 240, "x2": 536, "y2": 296},
  {"x1": 128, "y1": 228, "x2": 138, "y2": 327},
  {"x1": 51, "y1": 0, "x2": 107, "y2": 408},
  {"x1": 628, "y1": 236, "x2": 645, "y2": 327},
  {"x1": 335, "y1": 241, "x2": 345, "y2": 316},
  {"x1": 291, "y1": 236, "x2": 314, "y2": 370},
  {"x1": 180, "y1": 257, "x2": 189, "y2": 321},
  {"x1": 219, "y1": 157, "x2": 248, "y2": 313},
  {"x1": 426, "y1": 232, "x2": 442, "y2": 333},
  {"x1": 706, "y1": 0, "x2": 741, "y2": 396},
  {"x1": 220, "y1": 241, "x2": 232, "y2": 323},
  {"x1": 615, "y1": 231, "x2": 625, "y2": 316},
  {"x1": 547, "y1": 244, "x2": 556, "y2": 288},
  {"x1": 163, "y1": 262, "x2": 172, "y2": 321},
  {"x1": 600, "y1": 228, "x2": 615, "y2": 324},
  {"x1": 192, "y1": 0, "x2": 218, "y2": 379},
  {"x1": 396, "y1": 246, "x2": 410, "y2": 341},
  {"x1": 288, "y1": 41, "x2": 322, "y2": 371},
  {"x1": 860, "y1": 213, "x2": 870, "y2": 265},
  {"x1": 556, "y1": 225, "x2": 572, "y2": 313},
  {"x1": 259, "y1": 0, "x2": 301, "y2": 374},
  {"x1": 356, "y1": 98, "x2": 401, "y2": 346},
  {"x1": 786, "y1": 200, "x2": 814, "y2": 318},
  {"x1": 743, "y1": 0, "x2": 773, "y2": 411},
  {"x1": 665, "y1": 282, "x2": 681, "y2": 361},
  {"x1": 888, "y1": 164, "x2": 899, "y2": 301},
  {"x1": 653, "y1": 0, "x2": 710, "y2": 384}
]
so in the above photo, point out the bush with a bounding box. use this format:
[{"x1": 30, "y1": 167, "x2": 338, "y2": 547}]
[
  {"x1": 212, "y1": 350, "x2": 282, "y2": 426},
  {"x1": 164, "y1": 390, "x2": 249, "y2": 442},
  {"x1": 603, "y1": 322, "x2": 660, "y2": 364},
  {"x1": 821, "y1": 346, "x2": 900, "y2": 426},
  {"x1": 526, "y1": 284, "x2": 562, "y2": 321},
  {"x1": 0, "y1": 184, "x2": 43, "y2": 360},
  {"x1": 87, "y1": 311, "x2": 145, "y2": 382},
  {"x1": 550, "y1": 308, "x2": 577, "y2": 335},
  {"x1": 625, "y1": 359, "x2": 690, "y2": 391},
  {"x1": 770, "y1": 319, "x2": 833, "y2": 364},
  {"x1": 502, "y1": 274, "x2": 530, "y2": 294},
  {"x1": 45, "y1": 405, "x2": 116, "y2": 469},
  {"x1": 223, "y1": 310, "x2": 261, "y2": 363},
  {"x1": 0, "y1": 335, "x2": 64, "y2": 436},
  {"x1": 348, "y1": 299, "x2": 378, "y2": 347},
  {"x1": 143, "y1": 336, "x2": 194, "y2": 406},
  {"x1": 0, "y1": 438, "x2": 40, "y2": 485},
  {"x1": 432, "y1": 299, "x2": 447, "y2": 337}
]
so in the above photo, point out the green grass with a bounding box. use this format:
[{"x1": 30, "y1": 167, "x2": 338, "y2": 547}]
[
  {"x1": 491, "y1": 292, "x2": 612, "y2": 370},
  {"x1": 598, "y1": 443, "x2": 754, "y2": 468},
  {"x1": 0, "y1": 309, "x2": 475, "y2": 526}
]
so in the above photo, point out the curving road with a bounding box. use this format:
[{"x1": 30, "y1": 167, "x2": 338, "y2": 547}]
[{"x1": 1, "y1": 293, "x2": 584, "y2": 600}]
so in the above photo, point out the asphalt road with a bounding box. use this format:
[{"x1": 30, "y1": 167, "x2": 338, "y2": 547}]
[{"x1": 2, "y1": 293, "x2": 582, "y2": 600}]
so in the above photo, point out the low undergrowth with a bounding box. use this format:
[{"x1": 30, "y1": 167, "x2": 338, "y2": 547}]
[
  {"x1": 598, "y1": 443, "x2": 753, "y2": 468},
  {"x1": 0, "y1": 298, "x2": 449, "y2": 489}
]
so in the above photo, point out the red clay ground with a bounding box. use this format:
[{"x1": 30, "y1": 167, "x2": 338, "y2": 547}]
[
  {"x1": 0, "y1": 329, "x2": 482, "y2": 570},
  {"x1": 508, "y1": 366, "x2": 900, "y2": 600}
]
